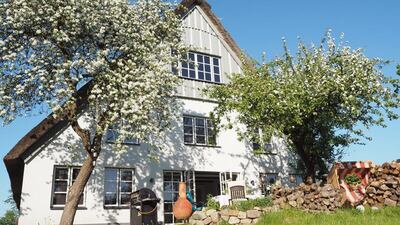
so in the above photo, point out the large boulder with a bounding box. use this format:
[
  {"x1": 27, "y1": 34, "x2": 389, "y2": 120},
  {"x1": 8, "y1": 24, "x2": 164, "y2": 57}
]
[
  {"x1": 237, "y1": 211, "x2": 247, "y2": 219},
  {"x1": 246, "y1": 209, "x2": 261, "y2": 219},
  {"x1": 192, "y1": 211, "x2": 207, "y2": 220},
  {"x1": 210, "y1": 212, "x2": 220, "y2": 223},
  {"x1": 228, "y1": 217, "x2": 240, "y2": 224}
]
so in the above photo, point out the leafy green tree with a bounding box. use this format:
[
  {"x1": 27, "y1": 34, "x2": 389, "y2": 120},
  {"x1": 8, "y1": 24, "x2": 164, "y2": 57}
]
[
  {"x1": 397, "y1": 65, "x2": 400, "y2": 75},
  {"x1": 209, "y1": 32, "x2": 400, "y2": 179},
  {"x1": 0, "y1": 191, "x2": 18, "y2": 225},
  {"x1": 0, "y1": 0, "x2": 184, "y2": 224},
  {"x1": 0, "y1": 211, "x2": 17, "y2": 225}
]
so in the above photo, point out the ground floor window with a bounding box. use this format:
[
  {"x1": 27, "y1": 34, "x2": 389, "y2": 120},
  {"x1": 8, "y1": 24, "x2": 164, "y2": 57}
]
[
  {"x1": 163, "y1": 171, "x2": 185, "y2": 224},
  {"x1": 104, "y1": 168, "x2": 135, "y2": 207},
  {"x1": 260, "y1": 173, "x2": 278, "y2": 195},
  {"x1": 51, "y1": 166, "x2": 84, "y2": 207}
]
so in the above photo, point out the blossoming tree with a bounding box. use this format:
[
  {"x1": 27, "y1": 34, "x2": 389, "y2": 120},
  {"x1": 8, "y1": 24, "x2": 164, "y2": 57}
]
[
  {"x1": 209, "y1": 32, "x2": 400, "y2": 179},
  {"x1": 0, "y1": 0, "x2": 184, "y2": 224}
]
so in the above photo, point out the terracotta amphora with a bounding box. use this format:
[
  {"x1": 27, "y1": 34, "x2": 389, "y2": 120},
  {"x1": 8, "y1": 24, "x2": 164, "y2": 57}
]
[{"x1": 172, "y1": 182, "x2": 193, "y2": 220}]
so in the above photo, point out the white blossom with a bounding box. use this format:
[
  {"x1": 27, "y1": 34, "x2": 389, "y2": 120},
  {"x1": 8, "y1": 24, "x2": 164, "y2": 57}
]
[{"x1": 0, "y1": 0, "x2": 186, "y2": 149}]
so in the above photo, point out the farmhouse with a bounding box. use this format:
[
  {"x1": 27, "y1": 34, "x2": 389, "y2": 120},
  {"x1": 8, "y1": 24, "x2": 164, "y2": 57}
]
[{"x1": 3, "y1": 0, "x2": 298, "y2": 224}]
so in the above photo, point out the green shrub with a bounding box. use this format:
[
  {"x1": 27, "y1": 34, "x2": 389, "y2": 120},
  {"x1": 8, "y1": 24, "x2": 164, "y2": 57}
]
[
  {"x1": 345, "y1": 173, "x2": 362, "y2": 186},
  {"x1": 206, "y1": 194, "x2": 220, "y2": 210},
  {"x1": 230, "y1": 197, "x2": 272, "y2": 211}
]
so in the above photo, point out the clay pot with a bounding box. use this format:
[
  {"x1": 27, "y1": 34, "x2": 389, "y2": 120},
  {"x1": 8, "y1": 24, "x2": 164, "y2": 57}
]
[{"x1": 173, "y1": 182, "x2": 193, "y2": 220}]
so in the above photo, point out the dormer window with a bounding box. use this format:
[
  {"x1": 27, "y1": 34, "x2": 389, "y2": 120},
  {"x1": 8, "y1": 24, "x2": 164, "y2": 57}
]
[{"x1": 180, "y1": 52, "x2": 221, "y2": 83}]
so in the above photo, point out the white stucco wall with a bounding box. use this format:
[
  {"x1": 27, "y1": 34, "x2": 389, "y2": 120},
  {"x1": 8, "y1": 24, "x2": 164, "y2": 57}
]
[{"x1": 18, "y1": 98, "x2": 295, "y2": 225}]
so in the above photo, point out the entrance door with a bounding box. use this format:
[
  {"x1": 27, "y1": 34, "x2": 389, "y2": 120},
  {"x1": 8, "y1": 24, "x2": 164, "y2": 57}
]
[
  {"x1": 219, "y1": 172, "x2": 240, "y2": 195},
  {"x1": 194, "y1": 172, "x2": 220, "y2": 207}
]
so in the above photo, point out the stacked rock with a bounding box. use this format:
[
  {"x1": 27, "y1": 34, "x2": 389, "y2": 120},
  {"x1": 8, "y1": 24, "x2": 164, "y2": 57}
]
[
  {"x1": 272, "y1": 183, "x2": 345, "y2": 212},
  {"x1": 189, "y1": 206, "x2": 279, "y2": 225},
  {"x1": 363, "y1": 161, "x2": 400, "y2": 207}
]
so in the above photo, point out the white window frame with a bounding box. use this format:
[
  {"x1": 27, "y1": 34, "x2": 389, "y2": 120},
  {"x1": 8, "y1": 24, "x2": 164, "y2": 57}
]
[
  {"x1": 106, "y1": 125, "x2": 140, "y2": 145},
  {"x1": 51, "y1": 166, "x2": 86, "y2": 208},
  {"x1": 104, "y1": 168, "x2": 135, "y2": 207},
  {"x1": 163, "y1": 171, "x2": 184, "y2": 224},
  {"x1": 183, "y1": 115, "x2": 217, "y2": 146},
  {"x1": 180, "y1": 52, "x2": 222, "y2": 83},
  {"x1": 219, "y1": 171, "x2": 240, "y2": 195}
]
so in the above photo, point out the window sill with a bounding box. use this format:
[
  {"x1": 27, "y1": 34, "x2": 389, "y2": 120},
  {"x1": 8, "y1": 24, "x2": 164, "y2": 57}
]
[
  {"x1": 51, "y1": 206, "x2": 87, "y2": 210},
  {"x1": 104, "y1": 205, "x2": 130, "y2": 210},
  {"x1": 253, "y1": 151, "x2": 278, "y2": 156},
  {"x1": 184, "y1": 143, "x2": 221, "y2": 148},
  {"x1": 179, "y1": 76, "x2": 224, "y2": 85},
  {"x1": 105, "y1": 141, "x2": 140, "y2": 146}
]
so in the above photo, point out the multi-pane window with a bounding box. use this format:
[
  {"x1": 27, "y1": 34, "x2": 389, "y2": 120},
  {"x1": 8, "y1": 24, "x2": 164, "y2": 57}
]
[
  {"x1": 183, "y1": 116, "x2": 217, "y2": 145},
  {"x1": 104, "y1": 168, "x2": 135, "y2": 207},
  {"x1": 180, "y1": 52, "x2": 221, "y2": 83},
  {"x1": 163, "y1": 171, "x2": 184, "y2": 224},
  {"x1": 52, "y1": 166, "x2": 84, "y2": 207},
  {"x1": 260, "y1": 173, "x2": 278, "y2": 196},
  {"x1": 106, "y1": 125, "x2": 139, "y2": 145}
]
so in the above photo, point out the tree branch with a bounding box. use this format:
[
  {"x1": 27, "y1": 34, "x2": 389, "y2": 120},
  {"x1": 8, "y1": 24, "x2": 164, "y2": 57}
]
[{"x1": 70, "y1": 120, "x2": 91, "y2": 155}]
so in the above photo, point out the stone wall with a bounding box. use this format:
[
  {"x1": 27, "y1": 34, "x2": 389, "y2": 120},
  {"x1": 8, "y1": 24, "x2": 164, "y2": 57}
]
[
  {"x1": 363, "y1": 161, "x2": 400, "y2": 207},
  {"x1": 189, "y1": 206, "x2": 279, "y2": 225},
  {"x1": 272, "y1": 183, "x2": 345, "y2": 212}
]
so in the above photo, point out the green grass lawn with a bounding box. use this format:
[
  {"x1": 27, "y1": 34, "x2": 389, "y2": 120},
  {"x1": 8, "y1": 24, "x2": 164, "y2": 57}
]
[{"x1": 257, "y1": 207, "x2": 400, "y2": 225}]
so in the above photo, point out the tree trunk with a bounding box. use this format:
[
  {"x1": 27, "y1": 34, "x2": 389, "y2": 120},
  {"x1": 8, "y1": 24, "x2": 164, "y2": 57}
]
[
  {"x1": 59, "y1": 155, "x2": 95, "y2": 225},
  {"x1": 291, "y1": 133, "x2": 316, "y2": 181}
]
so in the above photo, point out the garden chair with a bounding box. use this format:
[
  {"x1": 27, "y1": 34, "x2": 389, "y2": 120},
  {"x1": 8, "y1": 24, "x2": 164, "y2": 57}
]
[{"x1": 227, "y1": 180, "x2": 248, "y2": 205}]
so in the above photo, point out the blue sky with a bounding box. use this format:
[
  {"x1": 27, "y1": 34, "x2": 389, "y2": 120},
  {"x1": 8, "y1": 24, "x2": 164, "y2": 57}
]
[{"x1": 1, "y1": 0, "x2": 400, "y2": 216}]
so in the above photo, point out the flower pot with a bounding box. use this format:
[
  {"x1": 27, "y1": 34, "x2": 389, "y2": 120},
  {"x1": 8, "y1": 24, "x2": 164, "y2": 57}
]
[{"x1": 173, "y1": 182, "x2": 193, "y2": 220}]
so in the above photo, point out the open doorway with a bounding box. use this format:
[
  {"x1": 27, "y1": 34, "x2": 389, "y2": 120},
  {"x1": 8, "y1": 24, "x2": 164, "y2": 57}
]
[{"x1": 194, "y1": 171, "x2": 220, "y2": 207}]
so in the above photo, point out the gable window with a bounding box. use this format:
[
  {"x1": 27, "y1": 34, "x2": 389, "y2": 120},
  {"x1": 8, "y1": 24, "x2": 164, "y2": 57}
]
[
  {"x1": 180, "y1": 52, "x2": 221, "y2": 83},
  {"x1": 51, "y1": 166, "x2": 85, "y2": 207},
  {"x1": 106, "y1": 125, "x2": 140, "y2": 145},
  {"x1": 104, "y1": 168, "x2": 135, "y2": 207},
  {"x1": 183, "y1": 116, "x2": 217, "y2": 146}
]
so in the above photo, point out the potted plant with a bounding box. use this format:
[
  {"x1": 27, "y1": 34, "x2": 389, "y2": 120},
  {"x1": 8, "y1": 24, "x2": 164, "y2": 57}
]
[{"x1": 345, "y1": 173, "x2": 362, "y2": 190}]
